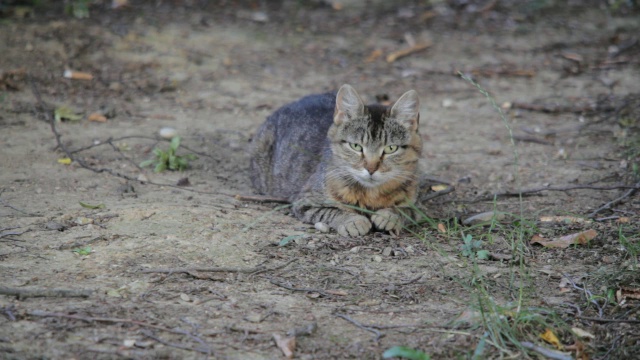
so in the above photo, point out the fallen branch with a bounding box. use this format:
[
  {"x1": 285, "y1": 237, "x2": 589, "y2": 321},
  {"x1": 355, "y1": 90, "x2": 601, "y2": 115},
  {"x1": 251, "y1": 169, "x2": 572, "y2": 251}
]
[
  {"x1": 0, "y1": 286, "x2": 92, "y2": 300},
  {"x1": 587, "y1": 181, "x2": 640, "y2": 218},
  {"x1": 511, "y1": 101, "x2": 613, "y2": 114},
  {"x1": 269, "y1": 279, "x2": 331, "y2": 298},
  {"x1": 334, "y1": 313, "x2": 383, "y2": 341},
  {"x1": 27, "y1": 310, "x2": 173, "y2": 332},
  {"x1": 469, "y1": 183, "x2": 640, "y2": 202},
  {"x1": 576, "y1": 315, "x2": 640, "y2": 324},
  {"x1": 141, "y1": 329, "x2": 213, "y2": 355},
  {"x1": 29, "y1": 76, "x2": 235, "y2": 199},
  {"x1": 141, "y1": 258, "x2": 298, "y2": 275},
  {"x1": 520, "y1": 341, "x2": 572, "y2": 360}
]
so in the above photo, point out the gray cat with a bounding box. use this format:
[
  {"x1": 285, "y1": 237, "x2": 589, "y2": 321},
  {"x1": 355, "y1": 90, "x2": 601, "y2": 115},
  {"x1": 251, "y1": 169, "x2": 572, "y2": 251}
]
[{"x1": 250, "y1": 84, "x2": 422, "y2": 236}]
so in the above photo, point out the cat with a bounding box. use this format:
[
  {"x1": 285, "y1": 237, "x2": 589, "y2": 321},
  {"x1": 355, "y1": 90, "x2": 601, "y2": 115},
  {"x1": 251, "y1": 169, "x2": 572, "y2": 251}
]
[{"x1": 250, "y1": 84, "x2": 422, "y2": 236}]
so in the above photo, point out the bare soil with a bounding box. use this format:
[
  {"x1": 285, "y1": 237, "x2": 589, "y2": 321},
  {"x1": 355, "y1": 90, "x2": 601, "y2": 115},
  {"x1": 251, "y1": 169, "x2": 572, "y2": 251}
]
[{"x1": 1, "y1": 1, "x2": 639, "y2": 359}]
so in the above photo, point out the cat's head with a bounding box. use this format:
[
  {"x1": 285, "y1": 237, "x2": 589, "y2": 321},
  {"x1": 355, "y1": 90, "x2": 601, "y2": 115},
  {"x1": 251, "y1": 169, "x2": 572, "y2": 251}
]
[{"x1": 327, "y1": 84, "x2": 423, "y2": 188}]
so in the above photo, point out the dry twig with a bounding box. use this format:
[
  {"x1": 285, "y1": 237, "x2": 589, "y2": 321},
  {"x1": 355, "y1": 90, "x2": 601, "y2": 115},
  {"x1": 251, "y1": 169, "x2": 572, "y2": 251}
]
[
  {"x1": 587, "y1": 181, "x2": 640, "y2": 218},
  {"x1": 334, "y1": 313, "x2": 383, "y2": 340},
  {"x1": 141, "y1": 258, "x2": 298, "y2": 275},
  {"x1": 0, "y1": 286, "x2": 92, "y2": 299}
]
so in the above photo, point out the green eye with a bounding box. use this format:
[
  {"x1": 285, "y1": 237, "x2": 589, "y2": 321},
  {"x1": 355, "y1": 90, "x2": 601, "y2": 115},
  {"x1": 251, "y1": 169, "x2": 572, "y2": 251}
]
[
  {"x1": 349, "y1": 143, "x2": 363, "y2": 152},
  {"x1": 383, "y1": 145, "x2": 399, "y2": 154}
]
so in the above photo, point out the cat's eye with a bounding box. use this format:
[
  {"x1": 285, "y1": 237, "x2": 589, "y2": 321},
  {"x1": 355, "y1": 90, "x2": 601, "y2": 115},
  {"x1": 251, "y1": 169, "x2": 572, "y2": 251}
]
[
  {"x1": 383, "y1": 145, "x2": 399, "y2": 154},
  {"x1": 349, "y1": 143, "x2": 363, "y2": 152}
]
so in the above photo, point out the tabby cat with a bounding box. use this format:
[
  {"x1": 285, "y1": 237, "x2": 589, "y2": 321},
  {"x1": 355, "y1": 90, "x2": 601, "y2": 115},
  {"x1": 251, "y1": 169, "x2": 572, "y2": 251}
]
[{"x1": 250, "y1": 84, "x2": 422, "y2": 236}]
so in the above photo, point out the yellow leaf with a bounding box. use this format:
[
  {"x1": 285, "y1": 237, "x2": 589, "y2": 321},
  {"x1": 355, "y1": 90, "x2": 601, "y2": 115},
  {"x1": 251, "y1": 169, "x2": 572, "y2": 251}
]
[
  {"x1": 431, "y1": 184, "x2": 448, "y2": 192},
  {"x1": 540, "y1": 328, "x2": 562, "y2": 349},
  {"x1": 58, "y1": 157, "x2": 72, "y2": 165}
]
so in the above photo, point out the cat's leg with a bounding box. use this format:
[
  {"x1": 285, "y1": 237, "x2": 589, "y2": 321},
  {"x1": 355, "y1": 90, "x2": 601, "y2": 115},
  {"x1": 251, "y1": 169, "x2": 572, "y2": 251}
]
[
  {"x1": 371, "y1": 208, "x2": 416, "y2": 233},
  {"x1": 293, "y1": 201, "x2": 371, "y2": 236}
]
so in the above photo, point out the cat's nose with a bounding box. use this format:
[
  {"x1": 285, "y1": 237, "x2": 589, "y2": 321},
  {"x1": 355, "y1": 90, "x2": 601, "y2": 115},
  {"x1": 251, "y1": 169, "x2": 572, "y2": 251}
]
[{"x1": 364, "y1": 162, "x2": 379, "y2": 175}]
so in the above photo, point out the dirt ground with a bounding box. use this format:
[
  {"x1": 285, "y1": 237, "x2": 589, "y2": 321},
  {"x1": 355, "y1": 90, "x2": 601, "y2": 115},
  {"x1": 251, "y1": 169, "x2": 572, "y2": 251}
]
[{"x1": 1, "y1": 1, "x2": 639, "y2": 359}]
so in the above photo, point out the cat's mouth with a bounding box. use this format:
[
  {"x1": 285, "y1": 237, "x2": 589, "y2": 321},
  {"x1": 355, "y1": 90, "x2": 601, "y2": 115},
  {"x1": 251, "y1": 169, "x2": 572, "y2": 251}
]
[{"x1": 352, "y1": 169, "x2": 386, "y2": 188}]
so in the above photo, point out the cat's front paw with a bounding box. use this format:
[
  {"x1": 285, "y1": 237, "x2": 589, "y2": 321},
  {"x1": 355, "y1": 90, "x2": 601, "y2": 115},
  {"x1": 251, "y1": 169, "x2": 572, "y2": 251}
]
[
  {"x1": 371, "y1": 209, "x2": 403, "y2": 233},
  {"x1": 337, "y1": 215, "x2": 372, "y2": 237}
]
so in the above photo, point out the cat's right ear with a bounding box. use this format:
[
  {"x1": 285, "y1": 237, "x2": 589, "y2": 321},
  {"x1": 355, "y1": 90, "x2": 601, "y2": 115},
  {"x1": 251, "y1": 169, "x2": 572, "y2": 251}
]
[{"x1": 334, "y1": 84, "x2": 365, "y2": 125}]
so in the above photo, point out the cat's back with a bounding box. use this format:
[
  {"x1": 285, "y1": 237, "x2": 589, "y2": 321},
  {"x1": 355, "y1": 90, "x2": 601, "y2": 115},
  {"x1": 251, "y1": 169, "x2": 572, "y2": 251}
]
[{"x1": 250, "y1": 92, "x2": 336, "y2": 199}]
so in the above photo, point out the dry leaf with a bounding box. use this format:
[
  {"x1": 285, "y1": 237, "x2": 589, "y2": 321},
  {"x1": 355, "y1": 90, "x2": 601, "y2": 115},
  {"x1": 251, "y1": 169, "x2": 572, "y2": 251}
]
[
  {"x1": 531, "y1": 229, "x2": 597, "y2": 249},
  {"x1": 616, "y1": 217, "x2": 630, "y2": 224},
  {"x1": 364, "y1": 49, "x2": 383, "y2": 63},
  {"x1": 571, "y1": 327, "x2": 595, "y2": 339},
  {"x1": 437, "y1": 223, "x2": 446, "y2": 233},
  {"x1": 386, "y1": 41, "x2": 432, "y2": 63},
  {"x1": 58, "y1": 157, "x2": 72, "y2": 165},
  {"x1": 88, "y1": 112, "x2": 107, "y2": 122},
  {"x1": 540, "y1": 328, "x2": 563, "y2": 349},
  {"x1": 431, "y1": 184, "x2": 448, "y2": 191},
  {"x1": 273, "y1": 333, "x2": 296, "y2": 359}
]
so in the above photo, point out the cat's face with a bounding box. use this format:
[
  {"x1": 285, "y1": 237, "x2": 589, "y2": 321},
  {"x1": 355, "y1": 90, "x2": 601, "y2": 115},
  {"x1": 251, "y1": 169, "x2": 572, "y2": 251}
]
[{"x1": 327, "y1": 85, "x2": 422, "y2": 188}]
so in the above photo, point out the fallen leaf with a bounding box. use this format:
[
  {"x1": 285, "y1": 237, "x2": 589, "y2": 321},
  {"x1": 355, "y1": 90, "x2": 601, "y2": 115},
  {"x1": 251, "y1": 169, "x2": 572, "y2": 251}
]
[
  {"x1": 616, "y1": 217, "x2": 630, "y2": 224},
  {"x1": 386, "y1": 41, "x2": 432, "y2": 63},
  {"x1": 437, "y1": 223, "x2": 446, "y2": 233},
  {"x1": 540, "y1": 328, "x2": 563, "y2": 350},
  {"x1": 88, "y1": 112, "x2": 107, "y2": 122},
  {"x1": 54, "y1": 106, "x2": 82, "y2": 122},
  {"x1": 431, "y1": 184, "x2": 448, "y2": 192},
  {"x1": 57, "y1": 157, "x2": 72, "y2": 165},
  {"x1": 571, "y1": 327, "x2": 595, "y2": 339},
  {"x1": 79, "y1": 201, "x2": 105, "y2": 209},
  {"x1": 273, "y1": 333, "x2": 295, "y2": 359},
  {"x1": 364, "y1": 49, "x2": 383, "y2": 63},
  {"x1": 531, "y1": 229, "x2": 597, "y2": 249}
]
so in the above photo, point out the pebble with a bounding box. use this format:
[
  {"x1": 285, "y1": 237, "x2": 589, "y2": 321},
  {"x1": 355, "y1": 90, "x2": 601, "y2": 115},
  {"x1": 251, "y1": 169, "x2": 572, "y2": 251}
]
[
  {"x1": 75, "y1": 217, "x2": 93, "y2": 225},
  {"x1": 372, "y1": 255, "x2": 382, "y2": 263},
  {"x1": 159, "y1": 127, "x2": 178, "y2": 139},
  {"x1": 382, "y1": 247, "x2": 393, "y2": 256},
  {"x1": 314, "y1": 222, "x2": 330, "y2": 233}
]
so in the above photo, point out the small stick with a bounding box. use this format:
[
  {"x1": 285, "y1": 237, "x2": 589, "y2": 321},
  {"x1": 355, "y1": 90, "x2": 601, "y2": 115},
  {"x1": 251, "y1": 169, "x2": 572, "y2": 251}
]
[
  {"x1": 520, "y1": 341, "x2": 572, "y2": 360},
  {"x1": 234, "y1": 194, "x2": 289, "y2": 203},
  {"x1": 0, "y1": 286, "x2": 92, "y2": 300},
  {"x1": 27, "y1": 310, "x2": 173, "y2": 333},
  {"x1": 576, "y1": 316, "x2": 640, "y2": 324},
  {"x1": 588, "y1": 181, "x2": 640, "y2": 218},
  {"x1": 141, "y1": 258, "x2": 298, "y2": 275},
  {"x1": 469, "y1": 183, "x2": 640, "y2": 202},
  {"x1": 387, "y1": 41, "x2": 432, "y2": 63},
  {"x1": 269, "y1": 279, "x2": 331, "y2": 298},
  {"x1": 141, "y1": 329, "x2": 213, "y2": 355},
  {"x1": 334, "y1": 313, "x2": 383, "y2": 340}
]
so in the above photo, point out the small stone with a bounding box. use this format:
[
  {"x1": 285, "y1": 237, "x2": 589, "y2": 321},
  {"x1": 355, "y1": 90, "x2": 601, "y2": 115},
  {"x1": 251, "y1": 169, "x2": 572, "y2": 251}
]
[
  {"x1": 382, "y1": 247, "x2": 393, "y2": 256},
  {"x1": 159, "y1": 127, "x2": 178, "y2": 139},
  {"x1": 180, "y1": 293, "x2": 191, "y2": 302},
  {"x1": 137, "y1": 174, "x2": 148, "y2": 183},
  {"x1": 372, "y1": 255, "x2": 382, "y2": 262},
  {"x1": 349, "y1": 246, "x2": 360, "y2": 253},
  {"x1": 75, "y1": 217, "x2": 93, "y2": 225},
  {"x1": 45, "y1": 221, "x2": 66, "y2": 231},
  {"x1": 442, "y1": 98, "x2": 454, "y2": 108},
  {"x1": 123, "y1": 339, "x2": 136, "y2": 348},
  {"x1": 314, "y1": 222, "x2": 330, "y2": 233}
]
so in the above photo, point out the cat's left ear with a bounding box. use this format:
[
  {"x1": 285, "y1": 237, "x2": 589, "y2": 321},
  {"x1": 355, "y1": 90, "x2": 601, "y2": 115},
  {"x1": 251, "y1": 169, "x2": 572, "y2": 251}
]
[
  {"x1": 390, "y1": 90, "x2": 420, "y2": 131},
  {"x1": 334, "y1": 84, "x2": 365, "y2": 125}
]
